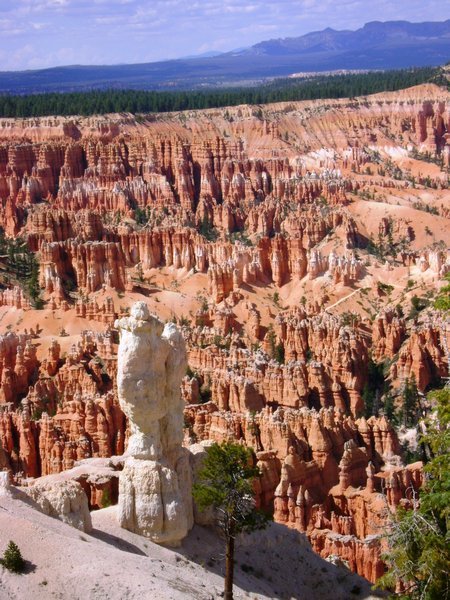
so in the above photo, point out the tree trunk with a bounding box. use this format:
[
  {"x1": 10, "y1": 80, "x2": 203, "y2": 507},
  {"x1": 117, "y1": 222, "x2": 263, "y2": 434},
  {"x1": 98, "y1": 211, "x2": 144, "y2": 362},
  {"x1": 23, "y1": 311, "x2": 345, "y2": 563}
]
[{"x1": 224, "y1": 533, "x2": 235, "y2": 600}]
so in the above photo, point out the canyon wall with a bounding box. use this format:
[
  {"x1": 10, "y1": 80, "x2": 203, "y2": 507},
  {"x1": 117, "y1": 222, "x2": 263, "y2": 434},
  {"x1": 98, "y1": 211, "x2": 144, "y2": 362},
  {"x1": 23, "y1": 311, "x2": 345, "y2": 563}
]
[{"x1": 0, "y1": 83, "x2": 449, "y2": 583}]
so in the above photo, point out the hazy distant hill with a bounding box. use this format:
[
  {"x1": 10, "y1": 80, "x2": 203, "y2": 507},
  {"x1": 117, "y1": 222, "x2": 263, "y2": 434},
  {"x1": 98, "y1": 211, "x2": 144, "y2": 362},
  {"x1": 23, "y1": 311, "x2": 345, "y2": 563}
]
[
  {"x1": 0, "y1": 20, "x2": 449, "y2": 94},
  {"x1": 242, "y1": 20, "x2": 450, "y2": 56}
]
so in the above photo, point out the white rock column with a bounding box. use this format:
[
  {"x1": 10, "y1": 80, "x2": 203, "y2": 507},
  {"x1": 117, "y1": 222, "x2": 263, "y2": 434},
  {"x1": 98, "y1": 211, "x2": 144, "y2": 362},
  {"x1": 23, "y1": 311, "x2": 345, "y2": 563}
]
[
  {"x1": 0, "y1": 470, "x2": 11, "y2": 496},
  {"x1": 115, "y1": 302, "x2": 193, "y2": 545}
]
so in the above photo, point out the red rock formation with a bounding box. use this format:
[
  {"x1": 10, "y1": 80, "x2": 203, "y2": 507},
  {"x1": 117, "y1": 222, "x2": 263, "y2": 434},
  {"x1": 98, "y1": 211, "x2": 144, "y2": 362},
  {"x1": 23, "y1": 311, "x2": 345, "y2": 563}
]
[
  {"x1": 372, "y1": 308, "x2": 406, "y2": 361},
  {"x1": 392, "y1": 317, "x2": 448, "y2": 391},
  {"x1": 0, "y1": 287, "x2": 31, "y2": 309},
  {"x1": 0, "y1": 85, "x2": 448, "y2": 583},
  {"x1": 183, "y1": 399, "x2": 411, "y2": 582},
  {"x1": 185, "y1": 311, "x2": 369, "y2": 416},
  {"x1": 0, "y1": 329, "x2": 124, "y2": 479},
  {"x1": 76, "y1": 296, "x2": 117, "y2": 324},
  {"x1": 39, "y1": 240, "x2": 127, "y2": 295}
]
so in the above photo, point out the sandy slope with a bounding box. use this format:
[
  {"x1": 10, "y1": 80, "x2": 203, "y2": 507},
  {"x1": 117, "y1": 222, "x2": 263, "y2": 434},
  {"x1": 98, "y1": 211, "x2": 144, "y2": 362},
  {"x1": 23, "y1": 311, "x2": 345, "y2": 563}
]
[{"x1": 0, "y1": 489, "x2": 382, "y2": 600}]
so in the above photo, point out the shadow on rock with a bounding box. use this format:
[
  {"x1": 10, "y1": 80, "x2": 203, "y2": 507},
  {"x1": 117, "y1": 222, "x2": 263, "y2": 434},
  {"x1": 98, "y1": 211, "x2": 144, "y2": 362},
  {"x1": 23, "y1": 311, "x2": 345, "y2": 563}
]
[
  {"x1": 176, "y1": 522, "x2": 386, "y2": 600},
  {"x1": 90, "y1": 528, "x2": 148, "y2": 556}
]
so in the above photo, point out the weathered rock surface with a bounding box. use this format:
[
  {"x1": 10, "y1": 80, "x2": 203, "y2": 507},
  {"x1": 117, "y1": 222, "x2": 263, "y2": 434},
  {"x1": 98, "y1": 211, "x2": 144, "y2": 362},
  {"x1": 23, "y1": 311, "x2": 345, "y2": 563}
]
[
  {"x1": 115, "y1": 302, "x2": 193, "y2": 545},
  {"x1": 0, "y1": 469, "x2": 11, "y2": 495},
  {"x1": 25, "y1": 479, "x2": 92, "y2": 532}
]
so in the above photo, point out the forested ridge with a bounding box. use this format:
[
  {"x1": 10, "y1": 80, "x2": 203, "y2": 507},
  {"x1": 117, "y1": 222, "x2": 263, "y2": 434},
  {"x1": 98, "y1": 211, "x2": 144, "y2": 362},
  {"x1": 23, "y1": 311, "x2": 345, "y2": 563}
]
[{"x1": 0, "y1": 67, "x2": 445, "y2": 118}]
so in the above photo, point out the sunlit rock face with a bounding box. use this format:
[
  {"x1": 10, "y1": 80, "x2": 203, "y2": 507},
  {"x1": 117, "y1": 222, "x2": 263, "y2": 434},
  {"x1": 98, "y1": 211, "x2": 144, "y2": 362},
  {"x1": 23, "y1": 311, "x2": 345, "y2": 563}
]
[
  {"x1": 115, "y1": 302, "x2": 193, "y2": 545},
  {"x1": 0, "y1": 85, "x2": 448, "y2": 577}
]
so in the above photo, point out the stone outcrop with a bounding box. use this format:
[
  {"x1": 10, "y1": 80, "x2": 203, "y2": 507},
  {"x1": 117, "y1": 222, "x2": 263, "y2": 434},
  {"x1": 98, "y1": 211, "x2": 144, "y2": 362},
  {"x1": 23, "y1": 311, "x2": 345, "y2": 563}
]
[
  {"x1": 184, "y1": 311, "x2": 369, "y2": 416},
  {"x1": 0, "y1": 287, "x2": 31, "y2": 310},
  {"x1": 25, "y1": 479, "x2": 92, "y2": 532},
  {"x1": 0, "y1": 470, "x2": 11, "y2": 495},
  {"x1": 392, "y1": 317, "x2": 449, "y2": 391},
  {"x1": 0, "y1": 330, "x2": 123, "y2": 480},
  {"x1": 372, "y1": 308, "x2": 406, "y2": 361},
  {"x1": 115, "y1": 302, "x2": 193, "y2": 545},
  {"x1": 76, "y1": 295, "x2": 117, "y2": 324},
  {"x1": 184, "y1": 403, "x2": 407, "y2": 582}
]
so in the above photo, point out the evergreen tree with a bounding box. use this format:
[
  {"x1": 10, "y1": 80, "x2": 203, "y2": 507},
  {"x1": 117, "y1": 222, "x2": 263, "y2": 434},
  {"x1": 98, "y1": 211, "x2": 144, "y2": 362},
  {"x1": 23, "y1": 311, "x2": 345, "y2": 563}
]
[
  {"x1": 198, "y1": 215, "x2": 218, "y2": 242},
  {"x1": 434, "y1": 273, "x2": 450, "y2": 312},
  {"x1": 379, "y1": 387, "x2": 450, "y2": 599},
  {"x1": 266, "y1": 324, "x2": 276, "y2": 358},
  {"x1": 383, "y1": 392, "x2": 396, "y2": 422},
  {"x1": 363, "y1": 358, "x2": 386, "y2": 418},
  {"x1": 0, "y1": 541, "x2": 25, "y2": 574},
  {"x1": 193, "y1": 442, "x2": 270, "y2": 600},
  {"x1": 274, "y1": 342, "x2": 285, "y2": 365},
  {"x1": 401, "y1": 376, "x2": 420, "y2": 427},
  {"x1": 0, "y1": 67, "x2": 441, "y2": 118},
  {"x1": 26, "y1": 255, "x2": 43, "y2": 308}
]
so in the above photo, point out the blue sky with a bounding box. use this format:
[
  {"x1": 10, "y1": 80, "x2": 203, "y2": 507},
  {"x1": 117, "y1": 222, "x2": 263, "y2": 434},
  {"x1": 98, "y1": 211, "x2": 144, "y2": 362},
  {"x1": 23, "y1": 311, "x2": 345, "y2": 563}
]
[{"x1": 0, "y1": 0, "x2": 448, "y2": 71}]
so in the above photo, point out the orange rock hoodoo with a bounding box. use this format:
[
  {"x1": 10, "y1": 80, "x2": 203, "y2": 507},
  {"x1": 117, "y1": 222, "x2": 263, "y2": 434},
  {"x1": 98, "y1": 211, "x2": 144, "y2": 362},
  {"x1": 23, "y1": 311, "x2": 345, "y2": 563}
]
[{"x1": 0, "y1": 84, "x2": 449, "y2": 583}]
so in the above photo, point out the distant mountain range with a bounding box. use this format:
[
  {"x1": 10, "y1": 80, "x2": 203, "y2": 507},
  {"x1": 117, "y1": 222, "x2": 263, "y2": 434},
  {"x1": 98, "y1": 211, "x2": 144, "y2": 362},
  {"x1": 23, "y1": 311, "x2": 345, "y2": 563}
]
[{"x1": 1, "y1": 20, "x2": 449, "y2": 95}]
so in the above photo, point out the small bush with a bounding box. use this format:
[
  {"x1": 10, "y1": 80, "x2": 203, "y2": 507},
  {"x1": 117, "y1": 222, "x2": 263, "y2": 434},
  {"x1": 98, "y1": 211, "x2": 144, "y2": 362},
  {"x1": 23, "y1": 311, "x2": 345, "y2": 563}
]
[
  {"x1": 101, "y1": 488, "x2": 112, "y2": 508},
  {"x1": 409, "y1": 295, "x2": 429, "y2": 318},
  {"x1": 377, "y1": 281, "x2": 394, "y2": 295},
  {"x1": 0, "y1": 541, "x2": 25, "y2": 573},
  {"x1": 274, "y1": 342, "x2": 285, "y2": 365},
  {"x1": 434, "y1": 273, "x2": 450, "y2": 312},
  {"x1": 186, "y1": 365, "x2": 195, "y2": 379},
  {"x1": 198, "y1": 216, "x2": 218, "y2": 242}
]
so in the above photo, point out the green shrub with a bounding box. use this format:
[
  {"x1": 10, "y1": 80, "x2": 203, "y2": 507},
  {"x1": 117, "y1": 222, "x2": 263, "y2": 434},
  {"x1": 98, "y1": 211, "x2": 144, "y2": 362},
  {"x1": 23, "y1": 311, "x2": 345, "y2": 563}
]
[
  {"x1": 409, "y1": 295, "x2": 429, "y2": 318},
  {"x1": 198, "y1": 216, "x2": 218, "y2": 242},
  {"x1": 379, "y1": 387, "x2": 450, "y2": 599},
  {"x1": 377, "y1": 281, "x2": 394, "y2": 295},
  {"x1": 0, "y1": 541, "x2": 25, "y2": 574},
  {"x1": 274, "y1": 343, "x2": 285, "y2": 365},
  {"x1": 434, "y1": 273, "x2": 450, "y2": 312},
  {"x1": 101, "y1": 488, "x2": 112, "y2": 508}
]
